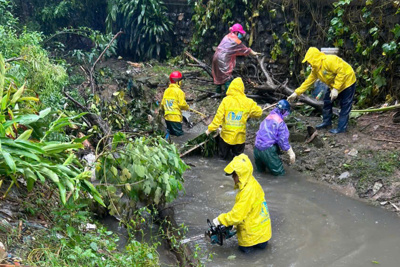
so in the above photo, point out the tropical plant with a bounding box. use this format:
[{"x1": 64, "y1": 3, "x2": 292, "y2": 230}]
[
  {"x1": 96, "y1": 134, "x2": 188, "y2": 217},
  {"x1": 0, "y1": 55, "x2": 104, "y2": 206},
  {"x1": 106, "y1": 0, "x2": 173, "y2": 59},
  {"x1": 0, "y1": 24, "x2": 68, "y2": 108}
]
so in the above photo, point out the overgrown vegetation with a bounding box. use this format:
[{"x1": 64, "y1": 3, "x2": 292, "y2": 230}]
[{"x1": 106, "y1": 0, "x2": 173, "y2": 59}]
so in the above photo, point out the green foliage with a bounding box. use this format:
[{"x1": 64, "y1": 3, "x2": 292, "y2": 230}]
[
  {"x1": 106, "y1": 0, "x2": 173, "y2": 60},
  {"x1": 0, "y1": 25, "x2": 68, "y2": 108},
  {"x1": 0, "y1": 0, "x2": 17, "y2": 27},
  {"x1": 182, "y1": 133, "x2": 218, "y2": 157},
  {"x1": 97, "y1": 134, "x2": 188, "y2": 216},
  {"x1": 190, "y1": 0, "x2": 269, "y2": 52},
  {"x1": 0, "y1": 57, "x2": 104, "y2": 206},
  {"x1": 11, "y1": 203, "x2": 160, "y2": 266},
  {"x1": 13, "y1": 0, "x2": 107, "y2": 34}
]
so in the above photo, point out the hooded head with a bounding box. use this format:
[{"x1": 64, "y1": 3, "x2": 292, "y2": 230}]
[
  {"x1": 302, "y1": 47, "x2": 326, "y2": 68},
  {"x1": 226, "y1": 77, "x2": 245, "y2": 97},
  {"x1": 224, "y1": 154, "x2": 254, "y2": 190}
]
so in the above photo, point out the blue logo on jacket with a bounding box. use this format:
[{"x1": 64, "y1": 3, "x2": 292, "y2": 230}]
[{"x1": 227, "y1": 111, "x2": 243, "y2": 121}]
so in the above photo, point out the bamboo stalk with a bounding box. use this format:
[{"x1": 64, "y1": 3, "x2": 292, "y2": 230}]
[{"x1": 351, "y1": 104, "x2": 400, "y2": 113}]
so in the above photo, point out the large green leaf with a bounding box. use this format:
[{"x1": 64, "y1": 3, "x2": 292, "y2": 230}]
[
  {"x1": 40, "y1": 167, "x2": 60, "y2": 183},
  {"x1": 0, "y1": 150, "x2": 16, "y2": 173},
  {"x1": 42, "y1": 143, "x2": 83, "y2": 154}
]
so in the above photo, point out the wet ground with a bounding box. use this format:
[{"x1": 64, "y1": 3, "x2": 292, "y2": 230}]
[{"x1": 174, "y1": 152, "x2": 400, "y2": 267}]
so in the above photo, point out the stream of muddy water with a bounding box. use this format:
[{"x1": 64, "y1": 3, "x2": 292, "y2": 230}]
[{"x1": 174, "y1": 150, "x2": 400, "y2": 267}]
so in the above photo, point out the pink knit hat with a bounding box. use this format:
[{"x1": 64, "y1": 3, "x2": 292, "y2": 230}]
[{"x1": 230, "y1": 23, "x2": 246, "y2": 35}]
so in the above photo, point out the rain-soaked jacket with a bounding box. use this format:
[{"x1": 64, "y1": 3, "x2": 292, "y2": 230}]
[
  {"x1": 218, "y1": 154, "x2": 272, "y2": 247},
  {"x1": 208, "y1": 78, "x2": 262, "y2": 145},
  {"x1": 161, "y1": 83, "x2": 189, "y2": 122},
  {"x1": 295, "y1": 47, "x2": 356, "y2": 95},
  {"x1": 212, "y1": 33, "x2": 252, "y2": 85},
  {"x1": 254, "y1": 108, "x2": 290, "y2": 151}
]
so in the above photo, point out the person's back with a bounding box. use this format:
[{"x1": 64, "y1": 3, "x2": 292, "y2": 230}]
[
  {"x1": 161, "y1": 71, "x2": 189, "y2": 136},
  {"x1": 209, "y1": 77, "x2": 262, "y2": 145},
  {"x1": 253, "y1": 100, "x2": 295, "y2": 176},
  {"x1": 255, "y1": 108, "x2": 290, "y2": 151}
]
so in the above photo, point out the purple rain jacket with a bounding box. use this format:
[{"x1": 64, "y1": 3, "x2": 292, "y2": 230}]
[{"x1": 254, "y1": 108, "x2": 290, "y2": 151}]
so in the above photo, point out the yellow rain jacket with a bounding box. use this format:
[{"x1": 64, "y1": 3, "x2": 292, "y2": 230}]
[
  {"x1": 218, "y1": 154, "x2": 272, "y2": 247},
  {"x1": 208, "y1": 78, "x2": 262, "y2": 145},
  {"x1": 161, "y1": 83, "x2": 189, "y2": 122},
  {"x1": 295, "y1": 47, "x2": 356, "y2": 95}
]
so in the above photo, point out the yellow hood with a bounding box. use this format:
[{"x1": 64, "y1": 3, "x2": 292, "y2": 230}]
[
  {"x1": 224, "y1": 154, "x2": 253, "y2": 190},
  {"x1": 302, "y1": 47, "x2": 326, "y2": 67},
  {"x1": 226, "y1": 77, "x2": 245, "y2": 97}
]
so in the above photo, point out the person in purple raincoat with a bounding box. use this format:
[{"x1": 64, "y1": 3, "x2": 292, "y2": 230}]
[
  {"x1": 212, "y1": 23, "x2": 261, "y2": 95},
  {"x1": 254, "y1": 100, "x2": 296, "y2": 176}
]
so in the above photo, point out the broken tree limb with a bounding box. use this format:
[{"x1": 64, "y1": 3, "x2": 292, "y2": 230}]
[
  {"x1": 255, "y1": 57, "x2": 340, "y2": 114},
  {"x1": 180, "y1": 132, "x2": 219, "y2": 158},
  {"x1": 89, "y1": 31, "x2": 123, "y2": 94},
  {"x1": 372, "y1": 138, "x2": 400, "y2": 143},
  {"x1": 184, "y1": 51, "x2": 213, "y2": 78},
  {"x1": 351, "y1": 104, "x2": 400, "y2": 113}
]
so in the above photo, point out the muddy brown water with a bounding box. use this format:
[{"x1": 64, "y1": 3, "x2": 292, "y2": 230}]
[{"x1": 174, "y1": 151, "x2": 400, "y2": 267}]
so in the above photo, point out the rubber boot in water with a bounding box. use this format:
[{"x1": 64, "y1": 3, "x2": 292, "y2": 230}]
[
  {"x1": 329, "y1": 115, "x2": 348, "y2": 134},
  {"x1": 316, "y1": 108, "x2": 332, "y2": 130}
]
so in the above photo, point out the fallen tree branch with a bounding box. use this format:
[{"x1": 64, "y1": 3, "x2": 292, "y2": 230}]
[
  {"x1": 5, "y1": 57, "x2": 24, "y2": 63},
  {"x1": 372, "y1": 138, "x2": 400, "y2": 143},
  {"x1": 180, "y1": 133, "x2": 219, "y2": 158},
  {"x1": 89, "y1": 31, "x2": 123, "y2": 94},
  {"x1": 351, "y1": 104, "x2": 400, "y2": 113},
  {"x1": 184, "y1": 51, "x2": 213, "y2": 78}
]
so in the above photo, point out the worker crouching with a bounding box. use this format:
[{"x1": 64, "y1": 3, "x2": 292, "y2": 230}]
[
  {"x1": 213, "y1": 154, "x2": 272, "y2": 253},
  {"x1": 254, "y1": 100, "x2": 295, "y2": 176}
]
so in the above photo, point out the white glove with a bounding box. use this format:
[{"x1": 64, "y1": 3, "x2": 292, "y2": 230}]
[
  {"x1": 330, "y1": 89, "x2": 338, "y2": 101},
  {"x1": 287, "y1": 147, "x2": 296, "y2": 164},
  {"x1": 287, "y1": 92, "x2": 298, "y2": 102},
  {"x1": 213, "y1": 217, "x2": 221, "y2": 226},
  {"x1": 205, "y1": 129, "x2": 211, "y2": 136}
]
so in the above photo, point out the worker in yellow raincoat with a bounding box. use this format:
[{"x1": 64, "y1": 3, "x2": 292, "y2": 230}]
[
  {"x1": 161, "y1": 71, "x2": 189, "y2": 136},
  {"x1": 205, "y1": 77, "x2": 262, "y2": 160},
  {"x1": 288, "y1": 47, "x2": 356, "y2": 134},
  {"x1": 213, "y1": 153, "x2": 272, "y2": 253}
]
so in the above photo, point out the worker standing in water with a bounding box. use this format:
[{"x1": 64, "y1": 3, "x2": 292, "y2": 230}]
[
  {"x1": 213, "y1": 154, "x2": 272, "y2": 253},
  {"x1": 254, "y1": 100, "x2": 295, "y2": 176},
  {"x1": 161, "y1": 71, "x2": 189, "y2": 136},
  {"x1": 206, "y1": 77, "x2": 262, "y2": 160},
  {"x1": 212, "y1": 23, "x2": 261, "y2": 95},
  {"x1": 288, "y1": 47, "x2": 356, "y2": 134}
]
